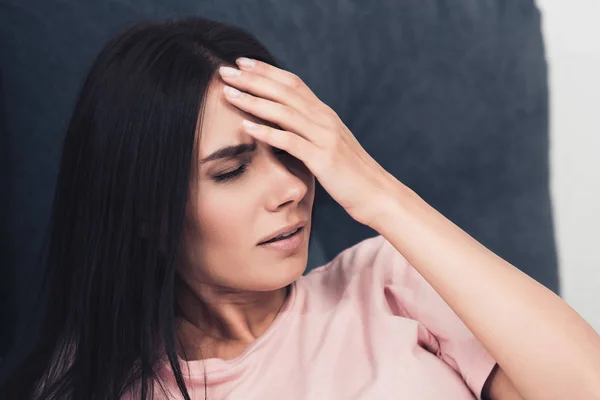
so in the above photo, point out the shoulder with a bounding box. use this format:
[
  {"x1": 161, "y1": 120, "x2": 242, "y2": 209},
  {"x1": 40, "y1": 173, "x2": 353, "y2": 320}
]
[{"x1": 298, "y1": 235, "x2": 410, "y2": 300}]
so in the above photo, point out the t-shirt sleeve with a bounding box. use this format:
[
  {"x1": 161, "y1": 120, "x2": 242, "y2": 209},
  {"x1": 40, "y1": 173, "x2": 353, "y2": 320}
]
[{"x1": 371, "y1": 235, "x2": 497, "y2": 400}]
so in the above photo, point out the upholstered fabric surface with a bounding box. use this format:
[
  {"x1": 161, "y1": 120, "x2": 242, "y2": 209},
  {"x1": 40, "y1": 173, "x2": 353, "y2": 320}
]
[{"x1": 0, "y1": 0, "x2": 557, "y2": 361}]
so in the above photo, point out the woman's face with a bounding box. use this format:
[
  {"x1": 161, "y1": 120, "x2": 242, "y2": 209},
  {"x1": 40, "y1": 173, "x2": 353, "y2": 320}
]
[{"x1": 178, "y1": 78, "x2": 315, "y2": 292}]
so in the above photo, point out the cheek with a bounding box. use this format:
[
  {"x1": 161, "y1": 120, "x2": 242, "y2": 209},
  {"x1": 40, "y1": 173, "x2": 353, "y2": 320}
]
[
  {"x1": 197, "y1": 194, "x2": 250, "y2": 246},
  {"x1": 180, "y1": 190, "x2": 259, "y2": 280}
]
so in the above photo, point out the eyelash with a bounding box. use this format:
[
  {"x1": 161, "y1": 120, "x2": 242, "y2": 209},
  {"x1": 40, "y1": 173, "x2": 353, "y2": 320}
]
[
  {"x1": 212, "y1": 148, "x2": 292, "y2": 184},
  {"x1": 213, "y1": 163, "x2": 249, "y2": 183}
]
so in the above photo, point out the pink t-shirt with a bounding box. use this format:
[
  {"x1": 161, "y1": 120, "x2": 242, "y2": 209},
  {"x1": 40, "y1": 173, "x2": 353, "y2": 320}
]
[{"x1": 152, "y1": 235, "x2": 497, "y2": 399}]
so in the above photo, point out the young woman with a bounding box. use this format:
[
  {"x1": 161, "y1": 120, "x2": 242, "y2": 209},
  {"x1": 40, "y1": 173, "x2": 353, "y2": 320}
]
[{"x1": 2, "y1": 16, "x2": 599, "y2": 400}]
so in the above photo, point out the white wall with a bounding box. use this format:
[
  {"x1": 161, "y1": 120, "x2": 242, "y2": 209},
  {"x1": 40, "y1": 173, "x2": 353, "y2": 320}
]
[{"x1": 537, "y1": 0, "x2": 600, "y2": 332}]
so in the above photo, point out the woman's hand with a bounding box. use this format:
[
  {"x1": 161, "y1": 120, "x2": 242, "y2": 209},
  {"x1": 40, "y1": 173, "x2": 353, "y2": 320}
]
[
  {"x1": 219, "y1": 60, "x2": 600, "y2": 400},
  {"x1": 218, "y1": 58, "x2": 401, "y2": 228}
]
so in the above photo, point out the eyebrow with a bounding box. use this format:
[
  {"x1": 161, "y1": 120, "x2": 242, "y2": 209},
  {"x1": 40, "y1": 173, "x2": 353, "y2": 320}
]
[{"x1": 200, "y1": 142, "x2": 257, "y2": 163}]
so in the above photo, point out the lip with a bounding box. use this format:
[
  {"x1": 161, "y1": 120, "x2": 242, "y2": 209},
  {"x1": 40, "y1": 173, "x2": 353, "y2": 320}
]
[
  {"x1": 258, "y1": 226, "x2": 306, "y2": 253},
  {"x1": 257, "y1": 220, "x2": 308, "y2": 245}
]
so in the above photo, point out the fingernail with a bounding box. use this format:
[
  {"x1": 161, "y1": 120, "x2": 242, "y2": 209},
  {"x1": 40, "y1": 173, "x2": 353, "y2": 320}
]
[
  {"x1": 224, "y1": 85, "x2": 241, "y2": 98},
  {"x1": 242, "y1": 120, "x2": 259, "y2": 130},
  {"x1": 236, "y1": 57, "x2": 255, "y2": 68},
  {"x1": 219, "y1": 66, "x2": 241, "y2": 77}
]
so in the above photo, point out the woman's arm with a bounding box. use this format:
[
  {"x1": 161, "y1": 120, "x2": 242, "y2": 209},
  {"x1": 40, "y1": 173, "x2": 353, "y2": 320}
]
[
  {"x1": 374, "y1": 183, "x2": 600, "y2": 400},
  {"x1": 483, "y1": 365, "x2": 524, "y2": 400},
  {"x1": 217, "y1": 58, "x2": 600, "y2": 400}
]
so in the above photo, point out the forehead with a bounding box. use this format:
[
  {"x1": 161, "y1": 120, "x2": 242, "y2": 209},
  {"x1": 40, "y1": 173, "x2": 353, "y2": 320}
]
[{"x1": 198, "y1": 79, "x2": 253, "y2": 159}]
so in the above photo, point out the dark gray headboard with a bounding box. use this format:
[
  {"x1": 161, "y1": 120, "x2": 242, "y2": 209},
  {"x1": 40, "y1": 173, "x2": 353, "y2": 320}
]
[{"x1": 0, "y1": 0, "x2": 557, "y2": 359}]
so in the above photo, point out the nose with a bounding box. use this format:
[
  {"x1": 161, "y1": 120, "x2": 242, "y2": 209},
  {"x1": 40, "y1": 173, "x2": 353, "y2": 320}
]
[{"x1": 264, "y1": 154, "x2": 309, "y2": 212}]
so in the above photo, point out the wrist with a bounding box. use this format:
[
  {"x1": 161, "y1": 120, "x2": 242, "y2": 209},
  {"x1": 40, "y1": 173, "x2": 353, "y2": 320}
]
[{"x1": 370, "y1": 179, "x2": 420, "y2": 233}]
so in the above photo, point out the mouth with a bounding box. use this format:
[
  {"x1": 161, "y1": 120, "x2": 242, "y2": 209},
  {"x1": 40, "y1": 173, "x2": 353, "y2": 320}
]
[
  {"x1": 257, "y1": 225, "x2": 306, "y2": 253},
  {"x1": 257, "y1": 221, "x2": 307, "y2": 245},
  {"x1": 258, "y1": 227, "x2": 304, "y2": 245}
]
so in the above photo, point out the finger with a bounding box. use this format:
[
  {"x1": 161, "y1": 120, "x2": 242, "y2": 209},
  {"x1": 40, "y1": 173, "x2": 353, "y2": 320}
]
[
  {"x1": 234, "y1": 58, "x2": 326, "y2": 108},
  {"x1": 241, "y1": 119, "x2": 315, "y2": 166},
  {"x1": 219, "y1": 66, "x2": 317, "y2": 122},
  {"x1": 223, "y1": 85, "x2": 323, "y2": 144}
]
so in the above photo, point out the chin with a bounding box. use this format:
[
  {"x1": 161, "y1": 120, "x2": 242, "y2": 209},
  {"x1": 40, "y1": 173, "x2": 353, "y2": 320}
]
[{"x1": 245, "y1": 253, "x2": 308, "y2": 292}]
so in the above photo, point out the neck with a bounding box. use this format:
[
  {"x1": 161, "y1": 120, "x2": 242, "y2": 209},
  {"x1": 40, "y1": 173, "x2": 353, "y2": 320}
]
[{"x1": 175, "y1": 278, "x2": 289, "y2": 360}]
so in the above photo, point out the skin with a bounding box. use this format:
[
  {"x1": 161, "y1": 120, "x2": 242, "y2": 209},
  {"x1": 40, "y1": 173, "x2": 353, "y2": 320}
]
[
  {"x1": 175, "y1": 78, "x2": 315, "y2": 360},
  {"x1": 176, "y1": 58, "x2": 600, "y2": 399}
]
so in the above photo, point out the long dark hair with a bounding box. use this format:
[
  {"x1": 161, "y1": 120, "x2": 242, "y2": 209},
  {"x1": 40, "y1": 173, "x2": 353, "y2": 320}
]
[{"x1": 1, "y1": 16, "x2": 279, "y2": 399}]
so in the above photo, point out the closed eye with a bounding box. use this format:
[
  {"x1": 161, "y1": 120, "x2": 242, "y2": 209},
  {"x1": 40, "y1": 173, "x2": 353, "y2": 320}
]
[{"x1": 213, "y1": 163, "x2": 248, "y2": 183}]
